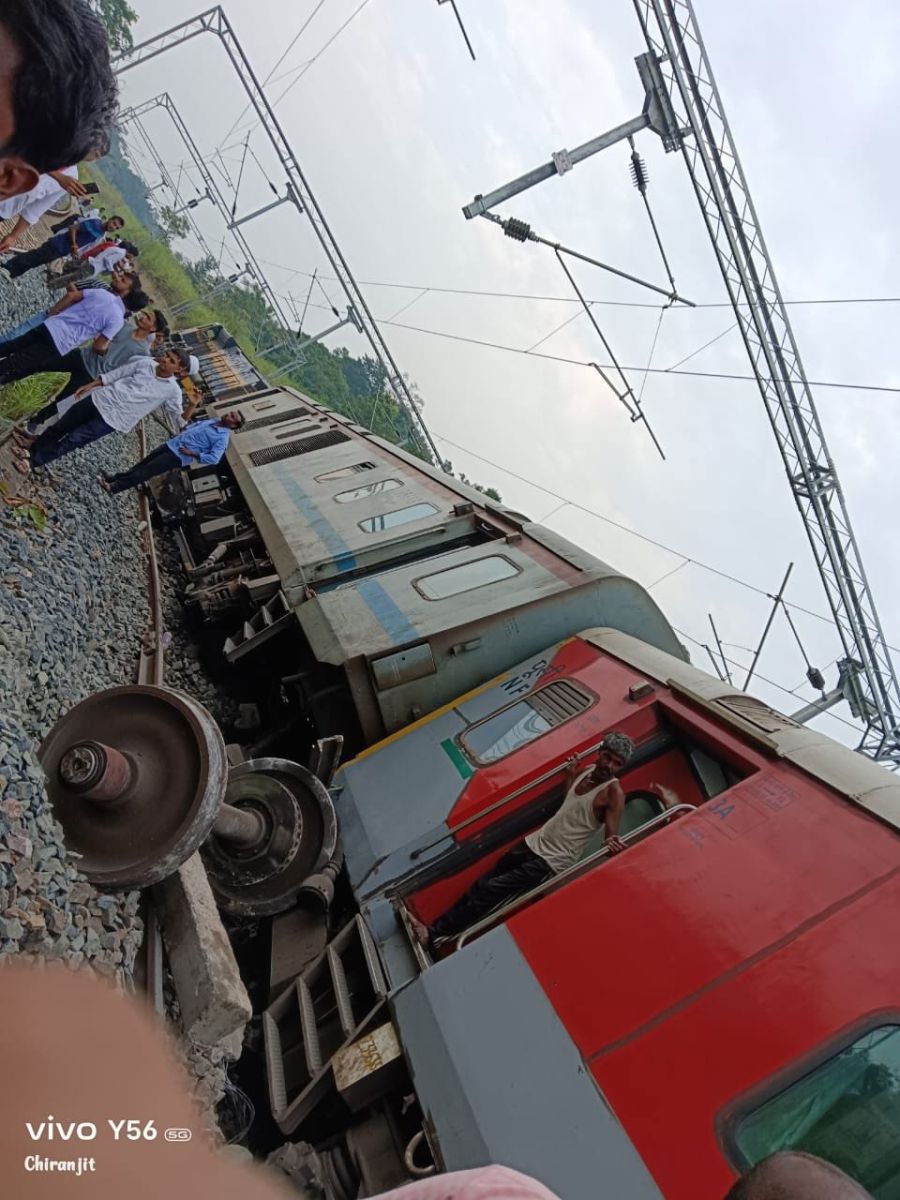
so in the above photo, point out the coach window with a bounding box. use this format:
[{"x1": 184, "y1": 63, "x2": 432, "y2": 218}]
[
  {"x1": 358, "y1": 502, "x2": 438, "y2": 533},
  {"x1": 315, "y1": 462, "x2": 377, "y2": 482},
  {"x1": 732, "y1": 1024, "x2": 900, "y2": 1195},
  {"x1": 461, "y1": 681, "x2": 594, "y2": 764},
  {"x1": 415, "y1": 555, "x2": 520, "y2": 600},
  {"x1": 336, "y1": 478, "x2": 402, "y2": 503}
]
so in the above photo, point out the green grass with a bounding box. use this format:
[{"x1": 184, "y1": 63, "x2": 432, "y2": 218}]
[
  {"x1": 0, "y1": 167, "x2": 250, "y2": 424},
  {"x1": 81, "y1": 167, "x2": 287, "y2": 380},
  {"x1": 0, "y1": 374, "x2": 67, "y2": 423},
  {"x1": 1, "y1": 167, "x2": 316, "y2": 424}
]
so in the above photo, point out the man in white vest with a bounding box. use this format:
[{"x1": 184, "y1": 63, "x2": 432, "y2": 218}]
[{"x1": 411, "y1": 731, "x2": 681, "y2": 950}]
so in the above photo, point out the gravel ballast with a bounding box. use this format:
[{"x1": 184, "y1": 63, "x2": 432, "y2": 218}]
[
  {"x1": 0, "y1": 268, "x2": 54, "y2": 340},
  {"x1": 0, "y1": 430, "x2": 149, "y2": 980},
  {"x1": 0, "y1": 415, "x2": 240, "y2": 1134},
  {"x1": 0, "y1": 204, "x2": 243, "y2": 1125}
]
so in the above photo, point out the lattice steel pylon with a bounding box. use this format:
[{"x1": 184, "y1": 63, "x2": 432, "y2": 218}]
[
  {"x1": 632, "y1": 0, "x2": 900, "y2": 764},
  {"x1": 118, "y1": 93, "x2": 293, "y2": 331},
  {"x1": 119, "y1": 108, "x2": 222, "y2": 274},
  {"x1": 112, "y1": 8, "x2": 442, "y2": 467}
]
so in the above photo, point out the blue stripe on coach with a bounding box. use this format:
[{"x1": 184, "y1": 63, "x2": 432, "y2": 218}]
[{"x1": 272, "y1": 463, "x2": 418, "y2": 643}]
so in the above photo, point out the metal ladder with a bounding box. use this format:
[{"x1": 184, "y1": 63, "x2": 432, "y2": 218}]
[
  {"x1": 223, "y1": 589, "x2": 293, "y2": 662},
  {"x1": 264, "y1": 915, "x2": 389, "y2": 1134}
]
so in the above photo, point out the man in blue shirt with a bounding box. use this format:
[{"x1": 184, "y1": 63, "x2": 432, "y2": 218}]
[
  {"x1": 3, "y1": 215, "x2": 124, "y2": 279},
  {"x1": 100, "y1": 411, "x2": 245, "y2": 495}
]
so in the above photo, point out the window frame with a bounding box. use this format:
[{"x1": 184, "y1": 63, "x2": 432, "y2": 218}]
[
  {"x1": 334, "y1": 477, "x2": 403, "y2": 504},
  {"x1": 718, "y1": 1011, "x2": 900, "y2": 1176},
  {"x1": 457, "y1": 678, "x2": 597, "y2": 766},
  {"x1": 413, "y1": 554, "x2": 521, "y2": 601},
  {"x1": 314, "y1": 461, "x2": 377, "y2": 483},
  {"x1": 357, "y1": 501, "x2": 440, "y2": 534}
]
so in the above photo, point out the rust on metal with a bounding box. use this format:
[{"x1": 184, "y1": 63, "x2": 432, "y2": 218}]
[
  {"x1": 213, "y1": 801, "x2": 268, "y2": 848},
  {"x1": 202, "y1": 758, "x2": 338, "y2": 917},
  {"x1": 136, "y1": 420, "x2": 165, "y2": 688},
  {"x1": 58, "y1": 740, "x2": 134, "y2": 803},
  {"x1": 39, "y1": 686, "x2": 229, "y2": 889}
]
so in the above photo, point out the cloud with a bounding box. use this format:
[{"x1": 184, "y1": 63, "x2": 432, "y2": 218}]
[{"x1": 123, "y1": 0, "x2": 900, "y2": 748}]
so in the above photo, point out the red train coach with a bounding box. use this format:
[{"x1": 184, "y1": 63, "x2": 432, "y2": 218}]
[{"x1": 291, "y1": 627, "x2": 900, "y2": 1199}]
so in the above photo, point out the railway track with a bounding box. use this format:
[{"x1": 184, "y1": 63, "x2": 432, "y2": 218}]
[
  {"x1": 133, "y1": 419, "x2": 165, "y2": 1014},
  {"x1": 135, "y1": 421, "x2": 165, "y2": 689}
]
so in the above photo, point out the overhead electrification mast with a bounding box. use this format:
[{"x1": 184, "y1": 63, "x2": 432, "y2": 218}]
[
  {"x1": 630, "y1": 0, "x2": 900, "y2": 765},
  {"x1": 113, "y1": 8, "x2": 443, "y2": 466},
  {"x1": 463, "y1": 0, "x2": 900, "y2": 765}
]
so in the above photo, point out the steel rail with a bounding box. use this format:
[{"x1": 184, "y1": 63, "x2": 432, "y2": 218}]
[
  {"x1": 136, "y1": 422, "x2": 165, "y2": 689},
  {"x1": 134, "y1": 420, "x2": 166, "y2": 1014}
]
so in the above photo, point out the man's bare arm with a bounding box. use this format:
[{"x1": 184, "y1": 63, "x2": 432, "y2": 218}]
[
  {"x1": 47, "y1": 285, "x2": 83, "y2": 316},
  {"x1": 593, "y1": 779, "x2": 627, "y2": 853}
]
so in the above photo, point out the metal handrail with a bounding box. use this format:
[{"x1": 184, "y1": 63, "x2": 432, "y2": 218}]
[
  {"x1": 454, "y1": 803, "x2": 693, "y2": 950},
  {"x1": 409, "y1": 737, "x2": 614, "y2": 861},
  {"x1": 396, "y1": 902, "x2": 433, "y2": 972}
]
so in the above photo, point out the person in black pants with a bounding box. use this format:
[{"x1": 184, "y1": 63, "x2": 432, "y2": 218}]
[
  {"x1": 2, "y1": 215, "x2": 124, "y2": 279},
  {"x1": 408, "y1": 732, "x2": 647, "y2": 951},
  {"x1": 0, "y1": 280, "x2": 148, "y2": 385},
  {"x1": 102, "y1": 411, "x2": 244, "y2": 494},
  {"x1": 26, "y1": 392, "x2": 114, "y2": 467},
  {"x1": 103, "y1": 442, "x2": 182, "y2": 492}
]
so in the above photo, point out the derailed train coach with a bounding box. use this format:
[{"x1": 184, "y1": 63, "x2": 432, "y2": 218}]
[
  {"x1": 169, "y1": 325, "x2": 686, "y2": 753},
  {"x1": 277, "y1": 631, "x2": 900, "y2": 1200},
  {"x1": 167, "y1": 327, "x2": 900, "y2": 1198}
]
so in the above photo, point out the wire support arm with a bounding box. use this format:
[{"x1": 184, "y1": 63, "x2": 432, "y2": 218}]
[
  {"x1": 631, "y1": 0, "x2": 900, "y2": 764},
  {"x1": 478, "y1": 210, "x2": 693, "y2": 307}
]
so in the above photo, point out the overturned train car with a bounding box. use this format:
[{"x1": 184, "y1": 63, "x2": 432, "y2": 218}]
[
  {"x1": 164, "y1": 327, "x2": 900, "y2": 1199},
  {"x1": 167, "y1": 325, "x2": 685, "y2": 754}
]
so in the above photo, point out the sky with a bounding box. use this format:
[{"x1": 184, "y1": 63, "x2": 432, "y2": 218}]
[{"x1": 119, "y1": 0, "x2": 900, "y2": 753}]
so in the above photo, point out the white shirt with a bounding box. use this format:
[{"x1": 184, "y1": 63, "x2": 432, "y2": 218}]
[
  {"x1": 0, "y1": 166, "x2": 78, "y2": 225},
  {"x1": 93, "y1": 358, "x2": 185, "y2": 434},
  {"x1": 88, "y1": 246, "x2": 127, "y2": 276},
  {"x1": 525, "y1": 770, "x2": 613, "y2": 873},
  {"x1": 44, "y1": 289, "x2": 125, "y2": 356}
]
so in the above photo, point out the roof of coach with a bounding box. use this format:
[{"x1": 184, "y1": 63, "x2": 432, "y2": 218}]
[{"x1": 585, "y1": 628, "x2": 900, "y2": 831}]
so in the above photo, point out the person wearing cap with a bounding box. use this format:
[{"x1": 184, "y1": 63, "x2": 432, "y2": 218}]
[
  {"x1": 409, "y1": 731, "x2": 679, "y2": 950},
  {"x1": 100, "y1": 407, "x2": 244, "y2": 495},
  {"x1": 17, "y1": 349, "x2": 194, "y2": 474}
]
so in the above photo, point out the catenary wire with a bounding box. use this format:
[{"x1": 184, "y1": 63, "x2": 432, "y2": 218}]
[
  {"x1": 250, "y1": 259, "x2": 900, "y2": 310},
  {"x1": 218, "y1": 0, "x2": 330, "y2": 147},
  {"x1": 222, "y1": 0, "x2": 375, "y2": 146},
  {"x1": 672, "y1": 627, "x2": 865, "y2": 737},
  {"x1": 429, "y1": 429, "x2": 900, "y2": 656},
  {"x1": 269, "y1": 290, "x2": 900, "y2": 398},
  {"x1": 383, "y1": 318, "x2": 900, "y2": 397}
]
